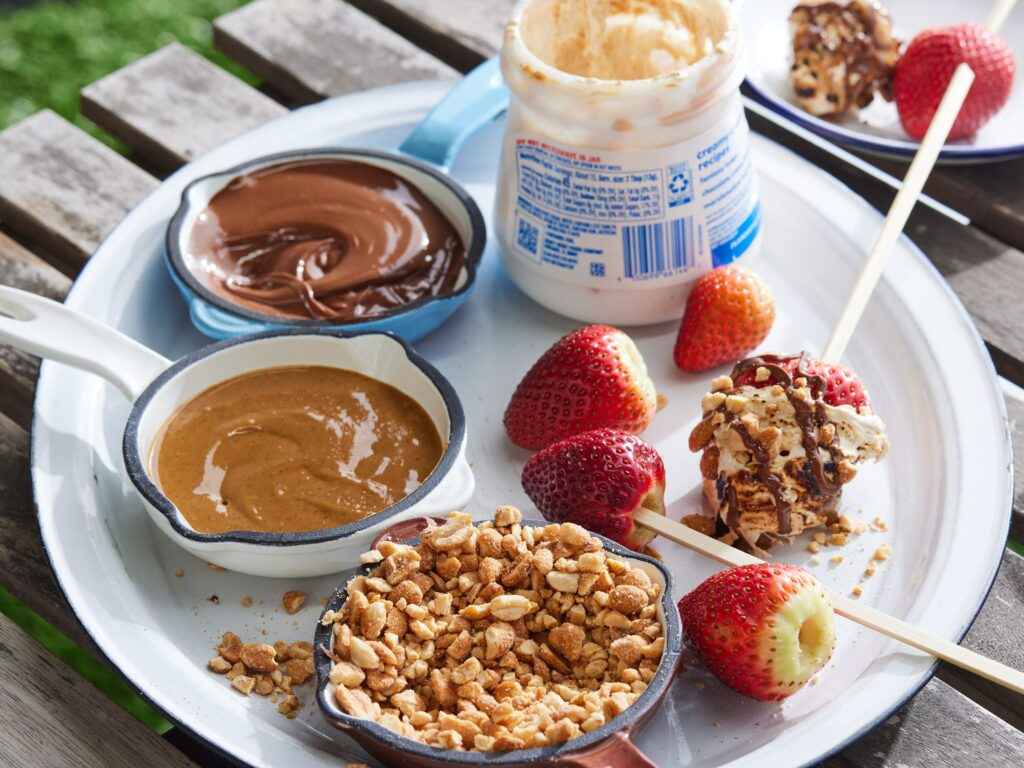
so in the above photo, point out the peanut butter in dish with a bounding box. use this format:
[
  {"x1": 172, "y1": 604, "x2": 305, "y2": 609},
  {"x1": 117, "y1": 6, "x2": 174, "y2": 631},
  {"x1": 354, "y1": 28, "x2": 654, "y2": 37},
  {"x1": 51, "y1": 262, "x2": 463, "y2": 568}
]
[{"x1": 152, "y1": 366, "x2": 444, "y2": 534}]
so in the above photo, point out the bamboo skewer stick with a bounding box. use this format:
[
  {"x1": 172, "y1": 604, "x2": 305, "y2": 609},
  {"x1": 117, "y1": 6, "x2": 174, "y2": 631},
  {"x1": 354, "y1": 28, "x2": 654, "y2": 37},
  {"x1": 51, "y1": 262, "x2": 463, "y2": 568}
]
[
  {"x1": 634, "y1": 509, "x2": 1024, "y2": 695},
  {"x1": 822, "y1": 0, "x2": 1016, "y2": 362}
]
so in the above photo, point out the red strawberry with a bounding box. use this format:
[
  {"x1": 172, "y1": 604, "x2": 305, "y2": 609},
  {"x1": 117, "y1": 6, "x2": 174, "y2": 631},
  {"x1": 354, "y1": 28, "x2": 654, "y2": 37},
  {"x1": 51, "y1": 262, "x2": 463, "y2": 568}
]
[
  {"x1": 504, "y1": 325, "x2": 658, "y2": 451},
  {"x1": 521, "y1": 429, "x2": 665, "y2": 550},
  {"x1": 733, "y1": 354, "x2": 871, "y2": 411},
  {"x1": 679, "y1": 564, "x2": 836, "y2": 701},
  {"x1": 673, "y1": 266, "x2": 775, "y2": 373},
  {"x1": 894, "y1": 24, "x2": 1015, "y2": 141}
]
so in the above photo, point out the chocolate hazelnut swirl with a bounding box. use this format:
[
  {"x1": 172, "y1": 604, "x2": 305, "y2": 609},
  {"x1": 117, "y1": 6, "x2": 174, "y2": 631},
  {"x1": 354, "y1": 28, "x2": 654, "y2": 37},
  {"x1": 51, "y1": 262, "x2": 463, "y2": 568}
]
[{"x1": 184, "y1": 159, "x2": 467, "y2": 321}]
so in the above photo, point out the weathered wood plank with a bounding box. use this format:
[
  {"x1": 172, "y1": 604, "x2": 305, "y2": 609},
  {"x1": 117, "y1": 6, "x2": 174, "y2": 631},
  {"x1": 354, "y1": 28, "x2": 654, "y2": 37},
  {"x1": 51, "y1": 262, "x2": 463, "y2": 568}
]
[
  {"x1": 81, "y1": 42, "x2": 287, "y2": 173},
  {"x1": 0, "y1": 413, "x2": 92, "y2": 650},
  {"x1": 0, "y1": 111, "x2": 157, "y2": 266},
  {"x1": 347, "y1": 0, "x2": 511, "y2": 70},
  {"x1": 936, "y1": 548, "x2": 1024, "y2": 730},
  {"x1": 0, "y1": 233, "x2": 71, "y2": 430},
  {"x1": 876, "y1": 154, "x2": 1024, "y2": 256},
  {"x1": 840, "y1": 677, "x2": 1024, "y2": 767},
  {"x1": 0, "y1": 613, "x2": 197, "y2": 768},
  {"x1": 213, "y1": 0, "x2": 457, "y2": 105}
]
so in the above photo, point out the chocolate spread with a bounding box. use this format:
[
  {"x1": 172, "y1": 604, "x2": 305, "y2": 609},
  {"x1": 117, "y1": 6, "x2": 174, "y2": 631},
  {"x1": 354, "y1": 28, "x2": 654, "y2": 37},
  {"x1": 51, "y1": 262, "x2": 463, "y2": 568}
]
[
  {"x1": 152, "y1": 366, "x2": 444, "y2": 534},
  {"x1": 185, "y1": 159, "x2": 467, "y2": 321}
]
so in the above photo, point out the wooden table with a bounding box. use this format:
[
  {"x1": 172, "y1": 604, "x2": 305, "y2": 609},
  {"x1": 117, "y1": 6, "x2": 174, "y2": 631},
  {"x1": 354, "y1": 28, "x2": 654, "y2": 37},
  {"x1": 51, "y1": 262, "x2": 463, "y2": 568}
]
[{"x1": 0, "y1": 1, "x2": 1021, "y2": 765}]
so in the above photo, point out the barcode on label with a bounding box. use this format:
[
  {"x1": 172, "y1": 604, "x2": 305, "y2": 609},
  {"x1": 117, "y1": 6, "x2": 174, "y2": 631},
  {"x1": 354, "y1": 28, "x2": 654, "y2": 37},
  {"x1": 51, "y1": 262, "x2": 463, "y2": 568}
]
[{"x1": 621, "y1": 217, "x2": 694, "y2": 279}]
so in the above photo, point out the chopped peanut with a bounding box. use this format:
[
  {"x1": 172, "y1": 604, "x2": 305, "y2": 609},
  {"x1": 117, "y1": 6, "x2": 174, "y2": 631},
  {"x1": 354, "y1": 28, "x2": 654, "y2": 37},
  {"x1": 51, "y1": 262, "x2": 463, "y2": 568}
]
[{"x1": 323, "y1": 510, "x2": 664, "y2": 752}]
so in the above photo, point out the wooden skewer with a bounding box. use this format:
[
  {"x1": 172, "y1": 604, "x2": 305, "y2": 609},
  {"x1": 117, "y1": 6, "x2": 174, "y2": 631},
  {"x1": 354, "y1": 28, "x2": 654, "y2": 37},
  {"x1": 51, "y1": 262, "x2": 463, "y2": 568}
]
[
  {"x1": 634, "y1": 508, "x2": 1024, "y2": 695},
  {"x1": 822, "y1": 0, "x2": 1017, "y2": 362},
  {"x1": 633, "y1": 0, "x2": 1024, "y2": 696}
]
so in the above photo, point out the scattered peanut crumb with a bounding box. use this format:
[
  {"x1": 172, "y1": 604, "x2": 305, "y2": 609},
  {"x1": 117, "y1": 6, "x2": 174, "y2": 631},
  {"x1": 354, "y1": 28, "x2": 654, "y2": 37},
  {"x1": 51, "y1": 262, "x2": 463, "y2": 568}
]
[
  {"x1": 278, "y1": 694, "x2": 301, "y2": 718},
  {"x1": 240, "y1": 595, "x2": 253, "y2": 608},
  {"x1": 863, "y1": 563, "x2": 877, "y2": 579},
  {"x1": 207, "y1": 563, "x2": 225, "y2": 572},
  {"x1": 829, "y1": 554, "x2": 844, "y2": 565},
  {"x1": 809, "y1": 556, "x2": 821, "y2": 566},
  {"x1": 657, "y1": 392, "x2": 669, "y2": 411},
  {"x1": 208, "y1": 631, "x2": 315, "y2": 717},
  {"x1": 682, "y1": 513, "x2": 717, "y2": 537},
  {"x1": 829, "y1": 533, "x2": 848, "y2": 547},
  {"x1": 231, "y1": 675, "x2": 256, "y2": 695},
  {"x1": 872, "y1": 544, "x2": 892, "y2": 562},
  {"x1": 850, "y1": 585, "x2": 863, "y2": 598},
  {"x1": 174, "y1": 568, "x2": 184, "y2": 578},
  {"x1": 282, "y1": 590, "x2": 307, "y2": 614},
  {"x1": 871, "y1": 517, "x2": 888, "y2": 532},
  {"x1": 807, "y1": 541, "x2": 821, "y2": 554},
  {"x1": 813, "y1": 533, "x2": 827, "y2": 545}
]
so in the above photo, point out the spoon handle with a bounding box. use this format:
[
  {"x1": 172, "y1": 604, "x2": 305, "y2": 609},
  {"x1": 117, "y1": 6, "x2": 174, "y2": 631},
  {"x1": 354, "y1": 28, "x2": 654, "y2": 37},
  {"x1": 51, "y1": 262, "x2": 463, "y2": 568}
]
[
  {"x1": 0, "y1": 286, "x2": 169, "y2": 400},
  {"x1": 633, "y1": 508, "x2": 1024, "y2": 696}
]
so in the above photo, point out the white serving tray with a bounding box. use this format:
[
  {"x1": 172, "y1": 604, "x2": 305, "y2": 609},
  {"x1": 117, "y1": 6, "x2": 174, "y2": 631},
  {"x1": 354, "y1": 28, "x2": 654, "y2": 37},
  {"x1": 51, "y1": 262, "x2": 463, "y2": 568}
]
[
  {"x1": 741, "y1": 0, "x2": 1024, "y2": 163},
  {"x1": 31, "y1": 81, "x2": 1011, "y2": 767}
]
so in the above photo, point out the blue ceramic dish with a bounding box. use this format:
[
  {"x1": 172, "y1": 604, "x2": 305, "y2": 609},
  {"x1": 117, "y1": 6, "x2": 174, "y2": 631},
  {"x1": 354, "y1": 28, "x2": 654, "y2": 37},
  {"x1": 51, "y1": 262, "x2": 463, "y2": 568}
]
[{"x1": 165, "y1": 60, "x2": 508, "y2": 342}]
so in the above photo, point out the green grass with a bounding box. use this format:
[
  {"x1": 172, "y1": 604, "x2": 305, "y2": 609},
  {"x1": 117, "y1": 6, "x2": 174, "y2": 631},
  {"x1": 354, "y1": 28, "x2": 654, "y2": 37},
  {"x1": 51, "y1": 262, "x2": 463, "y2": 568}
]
[
  {"x1": 0, "y1": 585, "x2": 172, "y2": 732},
  {"x1": 0, "y1": 0, "x2": 256, "y2": 149}
]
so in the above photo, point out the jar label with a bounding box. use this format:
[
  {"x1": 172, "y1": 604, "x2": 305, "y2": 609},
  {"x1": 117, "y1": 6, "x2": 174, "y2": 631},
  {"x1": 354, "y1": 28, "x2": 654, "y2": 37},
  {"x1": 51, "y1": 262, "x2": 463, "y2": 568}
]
[{"x1": 508, "y1": 108, "x2": 760, "y2": 287}]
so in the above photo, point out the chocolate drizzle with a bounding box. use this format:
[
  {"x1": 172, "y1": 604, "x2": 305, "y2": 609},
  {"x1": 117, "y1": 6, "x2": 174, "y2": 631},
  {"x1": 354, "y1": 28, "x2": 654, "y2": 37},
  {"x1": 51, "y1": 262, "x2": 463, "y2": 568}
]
[{"x1": 702, "y1": 353, "x2": 845, "y2": 537}]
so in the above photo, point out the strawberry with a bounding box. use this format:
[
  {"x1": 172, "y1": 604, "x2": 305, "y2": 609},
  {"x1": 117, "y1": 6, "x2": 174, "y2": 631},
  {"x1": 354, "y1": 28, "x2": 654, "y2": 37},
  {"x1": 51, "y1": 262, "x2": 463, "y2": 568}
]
[
  {"x1": 733, "y1": 354, "x2": 871, "y2": 411},
  {"x1": 521, "y1": 429, "x2": 665, "y2": 551},
  {"x1": 504, "y1": 325, "x2": 658, "y2": 451},
  {"x1": 894, "y1": 24, "x2": 1015, "y2": 141},
  {"x1": 679, "y1": 563, "x2": 836, "y2": 701},
  {"x1": 673, "y1": 266, "x2": 775, "y2": 373}
]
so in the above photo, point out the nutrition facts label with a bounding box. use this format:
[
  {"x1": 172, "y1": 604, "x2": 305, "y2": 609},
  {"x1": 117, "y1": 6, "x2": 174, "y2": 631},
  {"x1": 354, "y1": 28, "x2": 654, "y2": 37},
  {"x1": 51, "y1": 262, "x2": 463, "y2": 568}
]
[{"x1": 510, "y1": 108, "x2": 759, "y2": 287}]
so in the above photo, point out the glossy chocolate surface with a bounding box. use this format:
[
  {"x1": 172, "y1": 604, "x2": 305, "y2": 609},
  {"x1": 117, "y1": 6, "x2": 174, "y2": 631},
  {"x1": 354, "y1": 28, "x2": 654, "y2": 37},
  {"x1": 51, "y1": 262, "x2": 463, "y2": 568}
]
[{"x1": 185, "y1": 160, "x2": 466, "y2": 321}]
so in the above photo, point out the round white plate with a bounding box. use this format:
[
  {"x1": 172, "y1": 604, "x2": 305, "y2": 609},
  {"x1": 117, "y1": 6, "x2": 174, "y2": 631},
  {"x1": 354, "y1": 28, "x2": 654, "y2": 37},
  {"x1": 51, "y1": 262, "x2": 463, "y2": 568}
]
[
  {"x1": 741, "y1": 0, "x2": 1024, "y2": 163},
  {"x1": 32, "y1": 82, "x2": 1010, "y2": 768}
]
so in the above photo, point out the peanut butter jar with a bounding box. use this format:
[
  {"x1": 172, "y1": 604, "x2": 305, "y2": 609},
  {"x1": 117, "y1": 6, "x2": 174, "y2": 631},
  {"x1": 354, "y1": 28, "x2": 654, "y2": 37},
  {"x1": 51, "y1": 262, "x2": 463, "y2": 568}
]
[{"x1": 496, "y1": 0, "x2": 762, "y2": 325}]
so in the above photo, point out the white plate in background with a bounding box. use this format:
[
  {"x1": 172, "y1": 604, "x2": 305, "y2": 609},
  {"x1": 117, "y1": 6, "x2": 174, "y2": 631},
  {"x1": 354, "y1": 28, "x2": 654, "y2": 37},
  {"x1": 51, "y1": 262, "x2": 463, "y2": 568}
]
[
  {"x1": 31, "y1": 82, "x2": 1011, "y2": 767},
  {"x1": 741, "y1": 0, "x2": 1024, "y2": 163}
]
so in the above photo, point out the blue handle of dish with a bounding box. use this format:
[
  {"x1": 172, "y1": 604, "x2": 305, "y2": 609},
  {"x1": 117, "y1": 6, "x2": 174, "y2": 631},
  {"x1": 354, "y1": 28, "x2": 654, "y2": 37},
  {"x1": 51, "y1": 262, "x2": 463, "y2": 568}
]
[
  {"x1": 398, "y1": 58, "x2": 509, "y2": 171},
  {"x1": 189, "y1": 297, "x2": 264, "y2": 339}
]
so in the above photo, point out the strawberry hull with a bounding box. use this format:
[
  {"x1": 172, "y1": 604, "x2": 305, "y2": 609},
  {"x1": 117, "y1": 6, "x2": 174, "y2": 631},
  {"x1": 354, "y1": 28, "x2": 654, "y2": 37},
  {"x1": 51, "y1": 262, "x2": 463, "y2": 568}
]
[{"x1": 679, "y1": 564, "x2": 836, "y2": 702}]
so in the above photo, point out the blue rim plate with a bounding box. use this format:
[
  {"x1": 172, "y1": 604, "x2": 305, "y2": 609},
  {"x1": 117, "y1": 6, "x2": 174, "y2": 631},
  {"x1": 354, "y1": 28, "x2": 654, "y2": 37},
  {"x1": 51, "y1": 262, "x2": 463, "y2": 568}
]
[{"x1": 739, "y1": 0, "x2": 1024, "y2": 163}]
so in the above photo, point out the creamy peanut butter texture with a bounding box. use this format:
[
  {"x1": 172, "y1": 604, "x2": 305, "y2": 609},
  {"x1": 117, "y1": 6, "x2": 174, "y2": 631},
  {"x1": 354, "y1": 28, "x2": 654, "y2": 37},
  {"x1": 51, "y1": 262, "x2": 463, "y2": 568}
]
[
  {"x1": 152, "y1": 367, "x2": 443, "y2": 534},
  {"x1": 525, "y1": 0, "x2": 723, "y2": 80}
]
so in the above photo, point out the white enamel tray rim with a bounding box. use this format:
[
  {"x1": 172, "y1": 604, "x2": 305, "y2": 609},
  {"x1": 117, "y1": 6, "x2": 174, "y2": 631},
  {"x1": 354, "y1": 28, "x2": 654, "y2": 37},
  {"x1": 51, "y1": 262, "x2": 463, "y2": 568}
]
[{"x1": 30, "y1": 81, "x2": 1011, "y2": 768}]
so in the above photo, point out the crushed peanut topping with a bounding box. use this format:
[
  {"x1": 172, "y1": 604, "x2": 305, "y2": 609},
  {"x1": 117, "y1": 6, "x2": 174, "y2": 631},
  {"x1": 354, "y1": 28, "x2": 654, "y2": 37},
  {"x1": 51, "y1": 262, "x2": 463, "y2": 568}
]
[
  {"x1": 323, "y1": 508, "x2": 665, "y2": 752},
  {"x1": 872, "y1": 544, "x2": 892, "y2": 562}
]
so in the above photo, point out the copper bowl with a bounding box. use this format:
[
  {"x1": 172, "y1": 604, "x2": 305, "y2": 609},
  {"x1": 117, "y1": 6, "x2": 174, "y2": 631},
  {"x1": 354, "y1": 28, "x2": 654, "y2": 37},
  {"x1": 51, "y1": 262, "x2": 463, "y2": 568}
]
[{"x1": 313, "y1": 518, "x2": 683, "y2": 767}]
